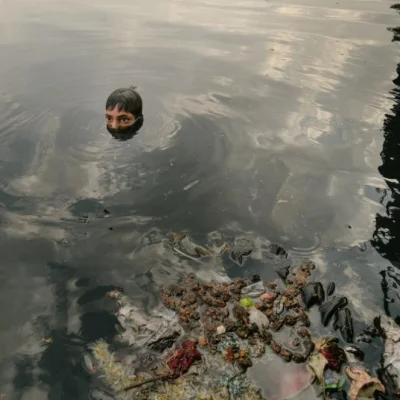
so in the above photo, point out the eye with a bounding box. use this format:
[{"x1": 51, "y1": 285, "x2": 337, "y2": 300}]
[
  {"x1": 106, "y1": 116, "x2": 112, "y2": 121},
  {"x1": 121, "y1": 118, "x2": 129, "y2": 123}
]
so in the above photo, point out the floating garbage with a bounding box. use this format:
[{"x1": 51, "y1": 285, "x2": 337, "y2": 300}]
[
  {"x1": 76, "y1": 246, "x2": 399, "y2": 399},
  {"x1": 334, "y1": 308, "x2": 354, "y2": 343},
  {"x1": 169, "y1": 231, "x2": 229, "y2": 260},
  {"x1": 326, "y1": 282, "x2": 336, "y2": 297},
  {"x1": 183, "y1": 179, "x2": 199, "y2": 191},
  {"x1": 239, "y1": 297, "x2": 254, "y2": 309},
  {"x1": 267, "y1": 244, "x2": 288, "y2": 258},
  {"x1": 345, "y1": 365, "x2": 385, "y2": 400},
  {"x1": 306, "y1": 333, "x2": 388, "y2": 400},
  {"x1": 316, "y1": 337, "x2": 346, "y2": 371},
  {"x1": 248, "y1": 308, "x2": 270, "y2": 330},
  {"x1": 241, "y1": 281, "x2": 265, "y2": 299},
  {"x1": 319, "y1": 296, "x2": 348, "y2": 326},
  {"x1": 88, "y1": 339, "x2": 137, "y2": 391},
  {"x1": 322, "y1": 373, "x2": 346, "y2": 391},
  {"x1": 276, "y1": 265, "x2": 290, "y2": 281},
  {"x1": 217, "y1": 325, "x2": 227, "y2": 335},
  {"x1": 147, "y1": 328, "x2": 181, "y2": 352},
  {"x1": 168, "y1": 232, "x2": 257, "y2": 269},
  {"x1": 165, "y1": 340, "x2": 202, "y2": 378},
  {"x1": 230, "y1": 249, "x2": 253, "y2": 266},
  {"x1": 169, "y1": 232, "x2": 212, "y2": 261},
  {"x1": 344, "y1": 345, "x2": 364, "y2": 362},
  {"x1": 79, "y1": 259, "x2": 319, "y2": 398},
  {"x1": 375, "y1": 315, "x2": 400, "y2": 393},
  {"x1": 301, "y1": 282, "x2": 325, "y2": 308},
  {"x1": 159, "y1": 260, "x2": 316, "y2": 364},
  {"x1": 309, "y1": 352, "x2": 328, "y2": 383},
  {"x1": 248, "y1": 355, "x2": 316, "y2": 400}
]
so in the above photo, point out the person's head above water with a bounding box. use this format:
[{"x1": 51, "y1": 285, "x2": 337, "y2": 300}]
[{"x1": 105, "y1": 86, "x2": 143, "y2": 139}]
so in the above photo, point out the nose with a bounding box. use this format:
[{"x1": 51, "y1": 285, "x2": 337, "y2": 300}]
[{"x1": 110, "y1": 120, "x2": 119, "y2": 129}]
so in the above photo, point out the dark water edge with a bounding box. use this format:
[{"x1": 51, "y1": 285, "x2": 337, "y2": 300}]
[
  {"x1": 0, "y1": 0, "x2": 400, "y2": 398},
  {"x1": 371, "y1": 2, "x2": 400, "y2": 324}
]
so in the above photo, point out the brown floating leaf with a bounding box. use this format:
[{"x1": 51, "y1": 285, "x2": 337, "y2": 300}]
[
  {"x1": 309, "y1": 353, "x2": 328, "y2": 384},
  {"x1": 345, "y1": 366, "x2": 385, "y2": 400}
]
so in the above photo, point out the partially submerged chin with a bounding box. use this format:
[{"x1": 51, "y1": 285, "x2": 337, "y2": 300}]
[
  {"x1": 106, "y1": 125, "x2": 135, "y2": 135},
  {"x1": 106, "y1": 116, "x2": 143, "y2": 139}
]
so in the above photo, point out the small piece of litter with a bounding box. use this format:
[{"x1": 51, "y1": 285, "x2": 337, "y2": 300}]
[
  {"x1": 260, "y1": 293, "x2": 274, "y2": 301},
  {"x1": 217, "y1": 325, "x2": 227, "y2": 335},
  {"x1": 240, "y1": 298, "x2": 254, "y2": 308},
  {"x1": 183, "y1": 180, "x2": 199, "y2": 191}
]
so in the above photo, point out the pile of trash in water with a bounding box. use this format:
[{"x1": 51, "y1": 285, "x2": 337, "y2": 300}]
[{"x1": 76, "y1": 234, "x2": 400, "y2": 400}]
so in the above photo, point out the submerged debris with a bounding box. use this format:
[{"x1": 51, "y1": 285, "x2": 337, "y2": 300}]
[
  {"x1": 169, "y1": 232, "x2": 231, "y2": 261},
  {"x1": 221, "y1": 373, "x2": 262, "y2": 399},
  {"x1": 170, "y1": 232, "x2": 212, "y2": 258},
  {"x1": 147, "y1": 329, "x2": 181, "y2": 352},
  {"x1": 249, "y1": 356, "x2": 315, "y2": 399},
  {"x1": 275, "y1": 266, "x2": 290, "y2": 282},
  {"x1": 89, "y1": 339, "x2": 137, "y2": 391},
  {"x1": 169, "y1": 232, "x2": 257, "y2": 269},
  {"x1": 267, "y1": 244, "x2": 288, "y2": 258},
  {"x1": 230, "y1": 249, "x2": 253, "y2": 266}
]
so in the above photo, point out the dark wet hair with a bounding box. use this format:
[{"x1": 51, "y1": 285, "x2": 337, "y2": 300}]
[{"x1": 105, "y1": 86, "x2": 143, "y2": 118}]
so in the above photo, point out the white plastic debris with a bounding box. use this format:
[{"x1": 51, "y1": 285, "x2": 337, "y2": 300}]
[{"x1": 217, "y1": 325, "x2": 227, "y2": 335}]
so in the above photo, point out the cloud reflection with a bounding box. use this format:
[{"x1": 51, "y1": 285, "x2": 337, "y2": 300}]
[{"x1": 0, "y1": 0, "x2": 399, "y2": 395}]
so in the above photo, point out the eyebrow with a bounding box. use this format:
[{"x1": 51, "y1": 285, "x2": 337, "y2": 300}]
[{"x1": 105, "y1": 113, "x2": 131, "y2": 117}]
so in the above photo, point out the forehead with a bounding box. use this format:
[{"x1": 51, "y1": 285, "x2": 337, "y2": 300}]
[{"x1": 105, "y1": 106, "x2": 134, "y2": 117}]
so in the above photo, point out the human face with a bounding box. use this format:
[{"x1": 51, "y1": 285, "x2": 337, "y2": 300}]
[{"x1": 105, "y1": 106, "x2": 136, "y2": 131}]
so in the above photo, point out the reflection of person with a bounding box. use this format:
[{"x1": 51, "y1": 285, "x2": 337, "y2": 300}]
[{"x1": 105, "y1": 87, "x2": 143, "y2": 140}]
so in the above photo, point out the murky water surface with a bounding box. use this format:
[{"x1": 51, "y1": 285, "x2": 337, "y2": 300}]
[{"x1": 1, "y1": 0, "x2": 400, "y2": 398}]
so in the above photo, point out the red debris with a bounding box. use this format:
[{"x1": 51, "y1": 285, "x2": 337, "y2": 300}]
[
  {"x1": 321, "y1": 343, "x2": 346, "y2": 371},
  {"x1": 165, "y1": 340, "x2": 202, "y2": 378}
]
